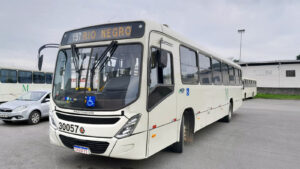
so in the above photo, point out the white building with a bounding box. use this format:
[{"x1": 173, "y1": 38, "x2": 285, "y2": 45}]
[{"x1": 240, "y1": 60, "x2": 300, "y2": 88}]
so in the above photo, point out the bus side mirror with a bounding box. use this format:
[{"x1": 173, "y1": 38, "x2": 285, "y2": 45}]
[
  {"x1": 157, "y1": 50, "x2": 168, "y2": 68},
  {"x1": 38, "y1": 55, "x2": 43, "y2": 71}
]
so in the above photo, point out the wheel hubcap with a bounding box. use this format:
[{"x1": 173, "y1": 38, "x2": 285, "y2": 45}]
[{"x1": 32, "y1": 113, "x2": 40, "y2": 124}]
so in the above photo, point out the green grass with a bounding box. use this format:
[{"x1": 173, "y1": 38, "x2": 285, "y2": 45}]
[{"x1": 255, "y1": 93, "x2": 300, "y2": 100}]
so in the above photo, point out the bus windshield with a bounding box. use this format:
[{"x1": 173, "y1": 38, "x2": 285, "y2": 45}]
[{"x1": 53, "y1": 43, "x2": 142, "y2": 111}]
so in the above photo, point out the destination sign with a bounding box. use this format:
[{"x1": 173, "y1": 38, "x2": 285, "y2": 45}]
[{"x1": 61, "y1": 22, "x2": 145, "y2": 45}]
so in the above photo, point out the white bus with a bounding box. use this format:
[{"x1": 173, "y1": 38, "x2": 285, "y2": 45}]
[
  {"x1": 243, "y1": 78, "x2": 257, "y2": 99},
  {"x1": 0, "y1": 67, "x2": 53, "y2": 103},
  {"x1": 40, "y1": 20, "x2": 243, "y2": 160}
]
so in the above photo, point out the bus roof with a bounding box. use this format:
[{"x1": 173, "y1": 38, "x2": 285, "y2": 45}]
[{"x1": 61, "y1": 20, "x2": 241, "y2": 69}]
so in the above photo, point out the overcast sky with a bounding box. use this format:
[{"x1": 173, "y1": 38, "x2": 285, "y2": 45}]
[{"x1": 0, "y1": 0, "x2": 299, "y2": 71}]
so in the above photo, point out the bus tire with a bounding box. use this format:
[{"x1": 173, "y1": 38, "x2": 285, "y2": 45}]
[
  {"x1": 223, "y1": 102, "x2": 233, "y2": 123},
  {"x1": 28, "y1": 111, "x2": 41, "y2": 125},
  {"x1": 170, "y1": 116, "x2": 184, "y2": 153}
]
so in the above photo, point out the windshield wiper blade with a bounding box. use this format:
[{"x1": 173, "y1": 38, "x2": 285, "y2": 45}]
[
  {"x1": 89, "y1": 41, "x2": 118, "y2": 90},
  {"x1": 91, "y1": 41, "x2": 118, "y2": 71}
]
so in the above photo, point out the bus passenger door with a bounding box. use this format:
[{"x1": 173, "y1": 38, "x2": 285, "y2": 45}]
[{"x1": 147, "y1": 32, "x2": 178, "y2": 156}]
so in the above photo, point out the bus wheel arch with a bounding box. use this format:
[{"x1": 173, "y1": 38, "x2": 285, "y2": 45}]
[
  {"x1": 170, "y1": 108, "x2": 195, "y2": 153},
  {"x1": 182, "y1": 108, "x2": 195, "y2": 143}
]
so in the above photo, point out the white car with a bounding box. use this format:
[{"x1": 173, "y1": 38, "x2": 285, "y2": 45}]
[{"x1": 0, "y1": 91, "x2": 50, "y2": 124}]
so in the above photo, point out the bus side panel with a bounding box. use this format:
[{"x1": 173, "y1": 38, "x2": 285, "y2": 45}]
[
  {"x1": 0, "y1": 84, "x2": 22, "y2": 102},
  {"x1": 147, "y1": 32, "x2": 178, "y2": 157}
]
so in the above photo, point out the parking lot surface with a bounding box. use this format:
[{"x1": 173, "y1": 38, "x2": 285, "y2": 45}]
[{"x1": 1, "y1": 99, "x2": 300, "y2": 169}]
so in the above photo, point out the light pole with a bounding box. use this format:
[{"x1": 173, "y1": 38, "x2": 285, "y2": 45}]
[{"x1": 238, "y1": 29, "x2": 245, "y2": 62}]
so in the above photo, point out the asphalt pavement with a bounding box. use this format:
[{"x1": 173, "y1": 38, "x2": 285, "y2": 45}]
[{"x1": 1, "y1": 99, "x2": 300, "y2": 169}]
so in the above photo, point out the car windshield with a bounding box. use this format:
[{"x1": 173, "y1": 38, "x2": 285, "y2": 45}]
[
  {"x1": 17, "y1": 92, "x2": 46, "y2": 101},
  {"x1": 53, "y1": 43, "x2": 142, "y2": 110}
]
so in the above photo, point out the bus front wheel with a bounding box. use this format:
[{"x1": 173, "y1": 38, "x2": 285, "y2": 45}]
[
  {"x1": 170, "y1": 113, "x2": 194, "y2": 153},
  {"x1": 170, "y1": 116, "x2": 184, "y2": 153}
]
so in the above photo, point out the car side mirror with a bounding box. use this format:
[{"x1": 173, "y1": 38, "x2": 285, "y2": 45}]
[{"x1": 43, "y1": 98, "x2": 50, "y2": 103}]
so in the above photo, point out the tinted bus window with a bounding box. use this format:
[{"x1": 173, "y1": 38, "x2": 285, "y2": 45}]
[
  {"x1": 18, "y1": 71, "x2": 32, "y2": 83},
  {"x1": 180, "y1": 46, "x2": 198, "y2": 84},
  {"x1": 222, "y1": 63, "x2": 229, "y2": 85},
  {"x1": 199, "y1": 53, "x2": 212, "y2": 85},
  {"x1": 212, "y1": 58, "x2": 222, "y2": 85},
  {"x1": 45, "y1": 73, "x2": 53, "y2": 84},
  {"x1": 229, "y1": 66, "x2": 235, "y2": 85},
  {"x1": 33, "y1": 72, "x2": 45, "y2": 83},
  {"x1": 234, "y1": 68, "x2": 239, "y2": 85},
  {"x1": 0, "y1": 69, "x2": 17, "y2": 83}
]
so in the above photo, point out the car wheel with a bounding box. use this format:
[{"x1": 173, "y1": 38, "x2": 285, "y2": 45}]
[{"x1": 28, "y1": 111, "x2": 41, "y2": 125}]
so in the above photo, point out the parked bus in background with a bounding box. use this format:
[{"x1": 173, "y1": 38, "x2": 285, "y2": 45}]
[
  {"x1": 243, "y1": 78, "x2": 257, "y2": 99},
  {"x1": 39, "y1": 20, "x2": 243, "y2": 160},
  {"x1": 0, "y1": 66, "x2": 53, "y2": 103}
]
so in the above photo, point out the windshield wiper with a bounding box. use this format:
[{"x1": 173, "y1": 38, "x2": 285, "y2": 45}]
[
  {"x1": 89, "y1": 41, "x2": 118, "y2": 90},
  {"x1": 71, "y1": 44, "x2": 87, "y2": 88}
]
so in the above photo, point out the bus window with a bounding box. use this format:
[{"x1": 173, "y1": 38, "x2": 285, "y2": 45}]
[
  {"x1": 148, "y1": 48, "x2": 174, "y2": 110},
  {"x1": 238, "y1": 69, "x2": 243, "y2": 86},
  {"x1": 0, "y1": 69, "x2": 17, "y2": 83},
  {"x1": 234, "y1": 68, "x2": 239, "y2": 86},
  {"x1": 33, "y1": 72, "x2": 45, "y2": 83},
  {"x1": 222, "y1": 63, "x2": 229, "y2": 85},
  {"x1": 229, "y1": 66, "x2": 235, "y2": 85},
  {"x1": 212, "y1": 58, "x2": 222, "y2": 85},
  {"x1": 199, "y1": 53, "x2": 212, "y2": 85},
  {"x1": 18, "y1": 71, "x2": 33, "y2": 83},
  {"x1": 180, "y1": 46, "x2": 198, "y2": 84},
  {"x1": 45, "y1": 73, "x2": 53, "y2": 84}
]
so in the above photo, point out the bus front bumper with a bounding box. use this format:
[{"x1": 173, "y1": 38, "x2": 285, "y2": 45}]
[{"x1": 49, "y1": 126, "x2": 147, "y2": 160}]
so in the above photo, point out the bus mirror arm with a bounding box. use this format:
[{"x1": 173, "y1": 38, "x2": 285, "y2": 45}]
[{"x1": 37, "y1": 43, "x2": 59, "y2": 71}]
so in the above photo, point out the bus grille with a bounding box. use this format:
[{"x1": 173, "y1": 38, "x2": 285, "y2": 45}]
[
  {"x1": 56, "y1": 112, "x2": 120, "y2": 125},
  {"x1": 59, "y1": 135, "x2": 109, "y2": 154}
]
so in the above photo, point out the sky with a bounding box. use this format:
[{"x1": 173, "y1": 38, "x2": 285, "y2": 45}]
[{"x1": 0, "y1": 0, "x2": 299, "y2": 71}]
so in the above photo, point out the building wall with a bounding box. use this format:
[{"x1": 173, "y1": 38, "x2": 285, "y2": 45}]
[{"x1": 241, "y1": 64, "x2": 300, "y2": 88}]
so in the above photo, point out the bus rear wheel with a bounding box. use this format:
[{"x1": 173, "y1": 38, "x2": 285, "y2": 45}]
[{"x1": 222, "y1": 103, "x2": 233, "y2": 123}]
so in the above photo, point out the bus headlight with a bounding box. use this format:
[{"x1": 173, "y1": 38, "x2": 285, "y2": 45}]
[{"x1": 115, "y1": 114, "x2": 141, "y2": 139}]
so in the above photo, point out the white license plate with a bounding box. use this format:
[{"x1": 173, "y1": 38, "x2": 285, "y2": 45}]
[{"x1": 74, "y1": 145, "x2": 91, "y2": 155}]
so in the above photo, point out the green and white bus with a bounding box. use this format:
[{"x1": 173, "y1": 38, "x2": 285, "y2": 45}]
[
  {"x1": 0, "y1": 66, "x2": 53, "y2": 103},
  {"x1": 39, "y1": 20, "x2": 243, "y2": 159}
]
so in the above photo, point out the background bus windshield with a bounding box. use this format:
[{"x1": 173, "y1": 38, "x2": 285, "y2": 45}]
[{"x1": 53, "y1": 44, "x2": 142, "y2": 110}]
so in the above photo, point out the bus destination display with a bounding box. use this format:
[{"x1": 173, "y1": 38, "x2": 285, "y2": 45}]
[{"x1": 61, "y1": 22, "x2": 145, "y2": 45}]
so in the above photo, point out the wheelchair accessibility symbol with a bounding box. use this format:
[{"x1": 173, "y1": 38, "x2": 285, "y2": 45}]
[{"x1": 86, "y1": 96, "x2": 96, "y2": 107}]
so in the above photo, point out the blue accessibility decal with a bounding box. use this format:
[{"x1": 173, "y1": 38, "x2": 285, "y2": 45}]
[
  {"x1": 186, "y1": 88, "x2": 190, "y2": 96},
  {"x1": 86, "y1": 96, "x2": 96, "y2": 107}
]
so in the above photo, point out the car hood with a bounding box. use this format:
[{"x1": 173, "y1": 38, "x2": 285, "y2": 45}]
[{"x1": 0, "y1": 100, "x2": 36, "y2": 110}]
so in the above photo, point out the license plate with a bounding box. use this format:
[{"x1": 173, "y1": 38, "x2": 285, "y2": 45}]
[{"x1": 74, "y1": 145, "x2": 91, "y2": 155}]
